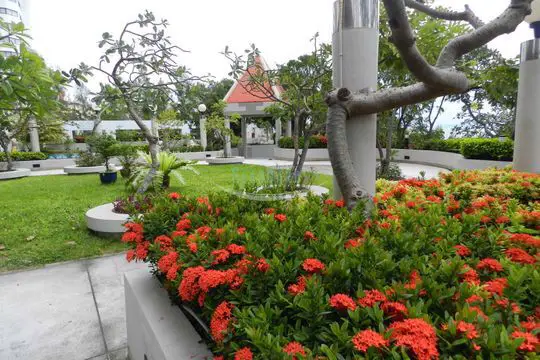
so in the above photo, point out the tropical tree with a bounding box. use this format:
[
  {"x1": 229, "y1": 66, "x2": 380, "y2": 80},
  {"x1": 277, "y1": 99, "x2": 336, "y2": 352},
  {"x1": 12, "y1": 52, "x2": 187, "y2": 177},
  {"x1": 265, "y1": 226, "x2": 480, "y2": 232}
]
[
  {"x1": 0, "y1": 20, "x2": 66, "y2": 170},
  {"x1": 452, "y1": 47, "x2": 519, "y2": 138},
  {"x1": 79, "y1": 11, "x2": 200, "y2": 192},
  {"x1": 326, "y1": 0, "x2": 532, "y2": 209},
  {"x1": 225, "y1": 35, "x2": 332, "y2": 188}
]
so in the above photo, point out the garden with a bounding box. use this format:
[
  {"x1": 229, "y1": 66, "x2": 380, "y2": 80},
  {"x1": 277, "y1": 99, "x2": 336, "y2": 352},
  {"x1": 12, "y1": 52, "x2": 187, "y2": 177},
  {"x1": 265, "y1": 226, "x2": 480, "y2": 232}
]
[
  {"x1": 0, "y1": 165, "x2": 333, "y2": 272},
  {"x1": 121, "y1": 168, "x2": 539, "y2": 359}
]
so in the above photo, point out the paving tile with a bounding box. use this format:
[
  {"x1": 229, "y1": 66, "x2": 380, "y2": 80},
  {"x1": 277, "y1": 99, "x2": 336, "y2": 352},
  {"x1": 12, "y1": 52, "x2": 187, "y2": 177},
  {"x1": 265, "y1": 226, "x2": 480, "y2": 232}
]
[
  {"x1": 0, "y1": 261, "x2": 105, "y2": 360},
  {"x1": 87, "y1": 254, "x2": 148, "y2": 351}
]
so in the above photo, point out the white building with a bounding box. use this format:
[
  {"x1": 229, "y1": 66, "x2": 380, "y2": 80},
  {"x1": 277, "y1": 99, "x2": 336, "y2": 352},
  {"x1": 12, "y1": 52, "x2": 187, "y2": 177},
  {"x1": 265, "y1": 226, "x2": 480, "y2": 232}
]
[{"x1": 0, "y1": 0, "x2": 27, "y2": 57}]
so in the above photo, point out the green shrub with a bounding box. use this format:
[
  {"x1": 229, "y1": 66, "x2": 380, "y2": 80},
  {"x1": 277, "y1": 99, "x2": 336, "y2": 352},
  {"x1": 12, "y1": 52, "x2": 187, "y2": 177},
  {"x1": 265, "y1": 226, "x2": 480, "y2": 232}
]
[
  {"x1": 460, "y1": 139, "x2": 514, "y2": 161},
  {"x1": 115, "y1": 129, "x2": 145, "y2": 142},
  {"x1": 419, "y1": 139, "x2": 464, "y2": 153},
  {"x1": 278, "y1": 135, "x2": 328, "y2": 149},
  {"x1": 0, "y1": 152, "x2": 48, "y2": 161},
  {"x1": 170, "y1": 145, "x2": 204, "y2": 153},
  {"x1": 122, "y1": 168, "x2": 539, "y2": 359},
  {"x1": 115, "y1": 144, "x2": 139, "y2": 179}
]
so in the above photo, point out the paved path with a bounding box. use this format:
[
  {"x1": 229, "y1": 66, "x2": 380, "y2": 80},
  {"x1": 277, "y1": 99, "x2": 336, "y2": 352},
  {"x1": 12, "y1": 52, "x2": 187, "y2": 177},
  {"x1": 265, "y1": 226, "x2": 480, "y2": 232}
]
[{"x1": 0, "y1": 254, "x2": 148, "y2": 360}]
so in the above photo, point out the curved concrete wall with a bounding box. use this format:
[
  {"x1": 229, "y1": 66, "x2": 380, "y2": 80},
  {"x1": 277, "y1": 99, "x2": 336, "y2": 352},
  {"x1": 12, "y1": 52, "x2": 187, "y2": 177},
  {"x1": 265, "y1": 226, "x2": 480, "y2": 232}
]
[{"x1": 274, "y1": 147, "x2": 512, "y2": 170}]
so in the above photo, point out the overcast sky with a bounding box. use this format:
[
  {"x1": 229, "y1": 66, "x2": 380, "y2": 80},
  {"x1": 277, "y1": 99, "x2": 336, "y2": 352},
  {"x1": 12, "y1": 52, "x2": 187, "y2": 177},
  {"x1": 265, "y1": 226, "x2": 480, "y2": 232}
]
[{"x1": 24, "y1": 0, "x2": 532, "y2": 129}]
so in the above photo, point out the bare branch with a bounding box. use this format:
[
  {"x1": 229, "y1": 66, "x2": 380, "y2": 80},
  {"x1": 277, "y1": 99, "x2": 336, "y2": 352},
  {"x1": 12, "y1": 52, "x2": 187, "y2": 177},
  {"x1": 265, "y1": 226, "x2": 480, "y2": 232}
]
[
  {"x1": 382, "y1": 0, "x2": 470, "y2": 91},
  {"x1": 437, "y1": 0, "x2": 532, "y2": 67},
  {"x1": 404, "y1": 0, "x2": 484, "y2": 29}
]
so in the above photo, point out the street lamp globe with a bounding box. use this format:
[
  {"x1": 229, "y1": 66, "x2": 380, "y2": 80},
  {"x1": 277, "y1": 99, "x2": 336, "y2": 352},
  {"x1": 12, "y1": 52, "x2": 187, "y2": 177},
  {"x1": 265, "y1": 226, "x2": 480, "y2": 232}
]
[
  {"x1": 197, "y1": 104, "x2": 207, "y2": 113},
  {"x1": 525, "y1": 0, "x2": 540, "y2": 38}
]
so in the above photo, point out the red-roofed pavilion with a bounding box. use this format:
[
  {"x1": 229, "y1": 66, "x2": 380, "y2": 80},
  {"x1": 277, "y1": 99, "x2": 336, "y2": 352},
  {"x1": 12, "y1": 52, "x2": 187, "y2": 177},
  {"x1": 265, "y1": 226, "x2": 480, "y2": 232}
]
[{"x1": 222, "y1": 56, "x2": 291, "y2": 157}]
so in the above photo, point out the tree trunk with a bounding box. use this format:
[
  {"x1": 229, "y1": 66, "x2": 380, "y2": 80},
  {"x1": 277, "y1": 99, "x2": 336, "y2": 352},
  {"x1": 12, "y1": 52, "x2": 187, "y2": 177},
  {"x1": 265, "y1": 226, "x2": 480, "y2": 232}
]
[
  {"x1": 326, "y1": 101, "x2": 373, "y2": 212},
  {"x1": 0, "y1": 139, "x2": 13, "y2": 171},
  {"x1": 123, "y1": 98, "x2": 160, "y2": 193}
]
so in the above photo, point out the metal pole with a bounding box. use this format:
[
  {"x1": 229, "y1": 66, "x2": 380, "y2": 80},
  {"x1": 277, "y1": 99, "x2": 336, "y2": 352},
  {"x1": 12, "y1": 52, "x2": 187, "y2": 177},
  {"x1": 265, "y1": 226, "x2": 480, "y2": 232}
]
[
  {"x1": 513, "y1": 39, "x2": 540, "y2": 173},
  {"x1": 332, "y1": 0, "x2": 379, "y2": 198}
]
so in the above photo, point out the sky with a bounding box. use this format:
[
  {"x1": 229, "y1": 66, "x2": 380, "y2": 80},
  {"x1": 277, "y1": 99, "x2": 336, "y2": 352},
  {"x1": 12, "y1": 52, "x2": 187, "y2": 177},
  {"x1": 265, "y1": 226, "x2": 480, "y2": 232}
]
[{"x1": 24, "y1": 0, "x2": 533, "y2": 130}]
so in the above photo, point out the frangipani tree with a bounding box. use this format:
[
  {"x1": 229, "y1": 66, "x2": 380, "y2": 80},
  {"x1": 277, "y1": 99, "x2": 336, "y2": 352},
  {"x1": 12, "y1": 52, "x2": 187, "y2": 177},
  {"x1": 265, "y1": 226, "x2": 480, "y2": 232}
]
[
  {"x1": 326, "y1": 0, "x2": 533, "y2": 209},
  {"x1": 79, "y1": 11, "x2": 201, "y2": 192}
]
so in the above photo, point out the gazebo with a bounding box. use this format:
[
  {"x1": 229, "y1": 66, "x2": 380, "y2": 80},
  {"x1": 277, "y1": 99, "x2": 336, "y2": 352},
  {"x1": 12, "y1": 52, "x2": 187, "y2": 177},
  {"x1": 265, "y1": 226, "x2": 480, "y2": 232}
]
[{"x1": 222, "y1": 56, "x2": 291, "y2": 157}]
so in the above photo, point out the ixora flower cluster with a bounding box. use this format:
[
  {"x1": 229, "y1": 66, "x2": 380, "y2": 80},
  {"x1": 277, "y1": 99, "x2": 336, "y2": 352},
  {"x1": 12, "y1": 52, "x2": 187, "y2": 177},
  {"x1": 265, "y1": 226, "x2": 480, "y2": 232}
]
[{"x1": 122, "y1": 169, "x2": 539, "y2": 359}]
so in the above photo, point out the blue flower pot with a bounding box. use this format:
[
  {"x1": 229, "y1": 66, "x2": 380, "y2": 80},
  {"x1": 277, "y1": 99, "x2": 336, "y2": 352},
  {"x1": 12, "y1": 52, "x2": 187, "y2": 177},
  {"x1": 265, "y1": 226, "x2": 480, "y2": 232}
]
[{"x1": 99, "y1": 172, "x2": 117, "y2": 185}]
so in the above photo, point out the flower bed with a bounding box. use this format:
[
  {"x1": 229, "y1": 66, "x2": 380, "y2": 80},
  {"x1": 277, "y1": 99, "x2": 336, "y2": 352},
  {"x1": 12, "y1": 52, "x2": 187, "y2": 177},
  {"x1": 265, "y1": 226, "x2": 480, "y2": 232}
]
[{"x1": 123, "y1": 169, "x2": 539, "y2": 359}]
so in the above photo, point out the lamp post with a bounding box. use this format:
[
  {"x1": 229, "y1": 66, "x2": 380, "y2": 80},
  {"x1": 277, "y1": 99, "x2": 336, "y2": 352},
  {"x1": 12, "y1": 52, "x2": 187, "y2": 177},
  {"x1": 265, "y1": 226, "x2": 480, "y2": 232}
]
[
  {"x1": 332, "y1": 0, "x2": 379, "y2": 198},
  {"x1": 28, "y1": 117, "x2": 40, "y2": 152},
  {"x1": 198, "y1": 104, "x2": 207, "y2": 151},
  {"x1": 513, "y1": 1, "x2": 540, "y2": 173}
]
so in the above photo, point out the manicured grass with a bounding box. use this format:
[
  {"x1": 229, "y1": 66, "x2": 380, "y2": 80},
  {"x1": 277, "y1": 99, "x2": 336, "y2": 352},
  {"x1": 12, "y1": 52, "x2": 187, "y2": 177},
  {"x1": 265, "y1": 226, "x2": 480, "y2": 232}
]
[{"x1": 0, "y1": 165, "x2": 332, "y2": 272}]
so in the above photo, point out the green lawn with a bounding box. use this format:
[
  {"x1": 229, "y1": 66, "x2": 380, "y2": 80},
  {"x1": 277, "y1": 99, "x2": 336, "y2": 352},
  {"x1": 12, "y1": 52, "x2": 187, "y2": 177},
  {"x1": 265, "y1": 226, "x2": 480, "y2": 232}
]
[{"x1": 0, "y1": 165, "x2": 332, "y2": 272}]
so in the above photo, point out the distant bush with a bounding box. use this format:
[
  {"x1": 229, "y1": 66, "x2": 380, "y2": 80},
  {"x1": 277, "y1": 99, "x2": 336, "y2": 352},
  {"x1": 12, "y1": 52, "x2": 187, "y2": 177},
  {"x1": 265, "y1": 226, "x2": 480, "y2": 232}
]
[
  {"x1": 418, "y1": 139, "x2": 465, "y2": 153},
  {"x1": 278, "y1": 135, "x2": 328, "y2": 149},
  {"x1": 460, "y1": 138, "x2": 514, "y2": 161},
  {"x1": 0, "y1": 152, "x2": 48, "y2": 161},
  {"x1": 413, "y1": 138, "x2": 514, "y2": 161},
  {"x1": 116, "y1": 130, "x2": 145, "y2": 142},
  {"x1": 170, "y1": 145, "x2": 204, "y2": 153}
]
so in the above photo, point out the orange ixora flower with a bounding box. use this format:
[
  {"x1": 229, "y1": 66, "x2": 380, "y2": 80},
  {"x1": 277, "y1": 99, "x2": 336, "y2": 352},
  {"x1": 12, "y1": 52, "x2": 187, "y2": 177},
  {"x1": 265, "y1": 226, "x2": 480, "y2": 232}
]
[
  {"x1": 456, "y1": 321, "x2": 479, "y2": 340},
  {"x1": 234, "y1": 347, "x2": 253, "y2": 360},
  {"x1": 329, "y1": 294, "x2": 357, "y2": 312},
  {"x1": 510, "y1": 331, "x2": 539, "y2": 352},
  {"x1": 302, "y1": 258, "x2": 325, "y2": 274},
  {"x1": 358, "y1": 289, "x2": 387, "y2": 308},
  {"x1": 283, "y1": 341, "x2": 307, "y2": 359},
  {"x1": 274, "y1": 213, "x2": 287, "y2": 222},
  {"x1": 389, "y1": 318, "x2": 439, "y2": 360},
  {"x1": 352, "y1": 329, "x2": 388, "y2": 352},
  {"x1": 210, "y1": 301, "x2": 234, "y2": 343},
  {"x1": 476, "y1": 258, "x2": 503, "y2": 273},
  {"x1": 168, "y1": 192, "x2": 180, "y2": 200},
  {"x1": 504, "y1": 248, "x2": 536, "y2": 264}
]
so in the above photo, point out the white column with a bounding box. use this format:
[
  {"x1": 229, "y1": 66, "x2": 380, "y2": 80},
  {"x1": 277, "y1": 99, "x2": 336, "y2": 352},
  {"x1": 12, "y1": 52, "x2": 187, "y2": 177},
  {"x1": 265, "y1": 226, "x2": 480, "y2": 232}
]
[
  {"x1": 200, "y1": 116, "x2": 207, "y2": 151},
  {"x1": 286, "y1": 120, "x2": 292, "y2": 137},
  {"x1": 275, "y1": 118, "x2": 282, "y2": 145},
  {"x1": 28, "y1": 118, "x2": 40, "y2": 152},
  {"x1": 224, "y1": 118, "x2": 232, "y2": 158},
  {"x1": 240, "y1": 117, "x2": 248, "y2": 157},
  {"x1": 513, "y1": 39, "x2": 540, "y2": 174},
  {"x1": 332, "y1": 0, "x2": 379, "y2": 197}
]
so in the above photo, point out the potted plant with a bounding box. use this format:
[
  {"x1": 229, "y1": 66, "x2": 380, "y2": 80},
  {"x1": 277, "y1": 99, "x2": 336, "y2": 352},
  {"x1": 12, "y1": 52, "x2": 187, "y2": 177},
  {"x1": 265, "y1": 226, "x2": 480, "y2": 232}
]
[{"x1": 88, "y1": 134, "x2": 121, "y2": 184}]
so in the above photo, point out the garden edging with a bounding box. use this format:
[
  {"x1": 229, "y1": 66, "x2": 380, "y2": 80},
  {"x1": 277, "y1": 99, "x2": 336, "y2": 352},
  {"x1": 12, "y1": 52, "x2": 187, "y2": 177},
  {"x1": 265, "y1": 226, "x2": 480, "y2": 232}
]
[
  {"x1": 0, "y1": 168, "x2": 31, "y2": 180},
  {"x1": 273, "y1": 147, "x2": 512, "y2": 170},
  {"x1": 86, "y1": 203, "x2": 129, "y2": 236}
]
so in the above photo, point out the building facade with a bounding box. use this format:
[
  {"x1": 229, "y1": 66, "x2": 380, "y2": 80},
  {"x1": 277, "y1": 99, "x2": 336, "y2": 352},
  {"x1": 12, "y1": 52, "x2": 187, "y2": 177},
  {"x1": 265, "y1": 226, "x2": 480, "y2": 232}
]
[{"x1": 0, "y1": 0, "x2": 26, "y2": 58}]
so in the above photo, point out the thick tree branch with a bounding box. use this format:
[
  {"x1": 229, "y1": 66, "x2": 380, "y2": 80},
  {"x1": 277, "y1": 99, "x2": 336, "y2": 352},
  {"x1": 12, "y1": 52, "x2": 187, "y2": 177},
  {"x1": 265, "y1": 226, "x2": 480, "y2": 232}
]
[
  {"x1": 404, "y1": 0, "x2": 484, "y2": 29},
  {"x1": 437, "y1": 0, "x2": 532, "y2": 67}
]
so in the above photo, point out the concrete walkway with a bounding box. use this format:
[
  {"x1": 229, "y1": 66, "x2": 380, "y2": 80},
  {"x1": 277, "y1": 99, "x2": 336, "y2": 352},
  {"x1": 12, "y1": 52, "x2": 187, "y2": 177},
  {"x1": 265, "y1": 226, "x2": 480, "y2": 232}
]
[{"x1": 0, "y1": 254, "x2": 148, "y2": 360}]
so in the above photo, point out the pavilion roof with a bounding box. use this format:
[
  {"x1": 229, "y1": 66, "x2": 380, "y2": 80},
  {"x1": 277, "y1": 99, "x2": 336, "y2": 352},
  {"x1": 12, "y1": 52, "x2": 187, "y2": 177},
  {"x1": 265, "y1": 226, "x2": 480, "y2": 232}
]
[{"x1": 223, "y1": 56, "x2": 283, "y2": 104}]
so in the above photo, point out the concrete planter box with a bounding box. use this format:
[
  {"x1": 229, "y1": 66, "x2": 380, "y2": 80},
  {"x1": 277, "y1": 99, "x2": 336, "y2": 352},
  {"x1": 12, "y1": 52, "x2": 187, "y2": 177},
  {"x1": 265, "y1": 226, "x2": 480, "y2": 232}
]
[
  {"x1": 0, "y1": 168, "x2": 31, "y2": 180},
  {"x1": 86, "y1": 203, "x2": 129, "y2": 236},
  {"x1": 10, "y1": 158, "x2": 76, "y2": 171},
  {"x1": 64, "y1": 165, "x2": 106, "y2": 174},
  {"x1": 173, "y1": 151, "x2": 223, "y2": 161},
  {"x1": 206, "y1": 156, "x2": 245, "y2": 165},
  {"x1": 125, "y1": 269, "x2": 211, "y2": 360},
  {"x1": 274, "y1": 147, "x2": 329, "y2": 161}
]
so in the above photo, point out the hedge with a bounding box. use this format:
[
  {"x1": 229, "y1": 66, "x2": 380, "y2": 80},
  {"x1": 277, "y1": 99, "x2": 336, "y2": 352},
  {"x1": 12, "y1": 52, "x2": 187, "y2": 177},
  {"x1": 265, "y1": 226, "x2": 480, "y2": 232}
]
[
  {"x1": 460, "y1": 139, "x2": 514, "y2": 161},
  {"x1": 0, "y1": 152, "x2": 48, "y2": 161},
  {"x1": 116, "y1": 130, "x2": 145, "y2": 142},
  {"x1": 278, "y1": 135, "x2": 328, "y2": 149}
]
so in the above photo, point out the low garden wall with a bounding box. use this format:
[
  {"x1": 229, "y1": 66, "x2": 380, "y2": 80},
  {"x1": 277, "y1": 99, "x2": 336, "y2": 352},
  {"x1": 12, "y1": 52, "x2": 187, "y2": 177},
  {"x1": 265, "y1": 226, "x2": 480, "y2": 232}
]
[
  {"x1": 273, "y1": 147, "x2": 512, "y2": 170},
  {"x1": 125, "y1": 269, "x2": 211, "y2": 360}
]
